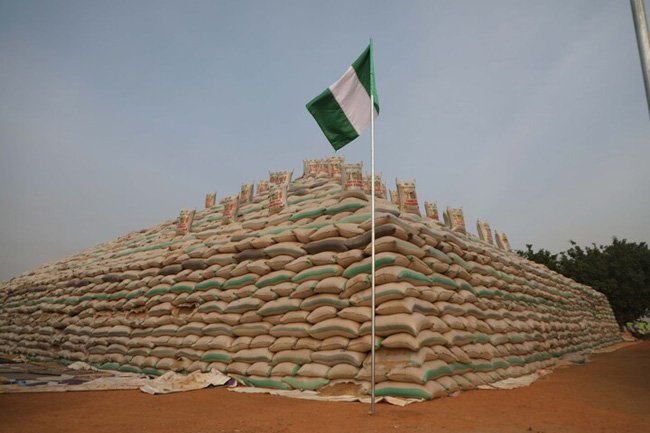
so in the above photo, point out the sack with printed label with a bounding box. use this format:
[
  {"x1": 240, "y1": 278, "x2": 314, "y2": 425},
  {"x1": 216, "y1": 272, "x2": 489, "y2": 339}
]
[
  {"x1": 476, "y1": 220, "x2": 493, "y2": 244},
  {"x1": 364, "y1": 174, "x2": 386, "y2": 198},
  {"x1": 257, "y1": 180, "x2": 271, "y2": 196},
  {"x1": 205, "y1": 193, "x2": 216, "y2": 209},
  {"x1": 221, "y1": 195, "x2": 240, "y2": 224},
  {"x1": 445, "y1": 207, "x2": 465, "y2": 233},
  {"x1": 269, "y1": 185, "x2": 288, "y2": 214},
  {"x1": 327, "y1": 156, "x2": 345, "y2": 180},
  {"x1": 396, "y1": 179, "x2": 420, "y2": 215},
  {"x1": 270, "y1": 170, "x2": 293, "y2": 185},
  {"x1": 389, "y1": 189, "x2": 399, "y2": 206},
  {"x1": 341, "y1": 163, "x2": 364, "y2": 191},
  {"x1": 303, "y1": 159, "x2": 320, "y2": 178},
  {"x1": 317, "y1": 159, "x2": 330, "y2": 177},
  {"x1": 240, "y1": 183, "x2": 254, "y2": 204},
  {"x1": 424, "y1": 201, "x2": 439, "y2": 221},
  {"x1": 495, "y1": 230, "x2": 511, "y2": 251},
  {"x1": 176, "y1": 209, "x2": 196, "y2": 235}
]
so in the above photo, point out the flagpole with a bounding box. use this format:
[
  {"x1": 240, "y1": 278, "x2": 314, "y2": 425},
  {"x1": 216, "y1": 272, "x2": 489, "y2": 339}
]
[
  {"x1": 370, "y1": 93, "x2": 377, "y2": 415},
  {"x1": 631, "y1": 0, "x2": 650, "y2": 118}
]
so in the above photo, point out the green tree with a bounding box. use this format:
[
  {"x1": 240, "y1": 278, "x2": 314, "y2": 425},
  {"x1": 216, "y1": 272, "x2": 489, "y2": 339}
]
[
  {"x1": 516, "y1": 244, "x2": 560, "y2": 272},
  {"x1": 517, "y1": 238, "x2": 650, "y2": 326}
]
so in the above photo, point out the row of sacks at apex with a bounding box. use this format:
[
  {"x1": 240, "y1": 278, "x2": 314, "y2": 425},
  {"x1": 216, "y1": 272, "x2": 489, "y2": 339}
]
[{"x1": 174, "y1": 156, "x2": 512, "y2": 251}]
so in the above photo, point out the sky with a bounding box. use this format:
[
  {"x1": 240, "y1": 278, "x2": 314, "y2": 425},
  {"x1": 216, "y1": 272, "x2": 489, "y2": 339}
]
[{"x1": 1, "y1": 0, "x2": 649, "y2": 281}]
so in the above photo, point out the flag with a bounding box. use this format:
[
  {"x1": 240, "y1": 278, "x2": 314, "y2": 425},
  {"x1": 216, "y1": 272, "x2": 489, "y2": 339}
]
[{"x1": 306, "y1": 41, "x2": 379, "y2": 150}]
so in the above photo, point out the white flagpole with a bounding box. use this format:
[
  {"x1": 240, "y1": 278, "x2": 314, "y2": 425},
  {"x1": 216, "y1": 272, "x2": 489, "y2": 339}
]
[
  {"x1": 370, "y1": 93, "x2": 376, "y2": 415},
  {"x1": 631, "y1": 0, "x2": 650, "y2": 117}
]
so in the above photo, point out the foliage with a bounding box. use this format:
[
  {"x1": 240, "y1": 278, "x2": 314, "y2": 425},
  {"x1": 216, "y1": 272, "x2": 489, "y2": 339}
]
[
  {"x1": 517, "y1": 238, "x2": 650, "y2": 326},
  {"x1": 517, "y1": 244, "x2": 560, "y2": 272}
]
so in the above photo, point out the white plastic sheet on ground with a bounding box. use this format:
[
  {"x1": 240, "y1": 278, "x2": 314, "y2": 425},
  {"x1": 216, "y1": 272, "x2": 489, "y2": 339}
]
[
  {"x1": 0, "y1": 360, "x2": 149, "y2": 393},
  {"x1": 478, "y1": 369, "x2": 552, "y2": 390},
  {"x1": 67, "y1": 361, "x2": 100, "y2": 371},
  {"x1": 229, "y1": 386, "x2": 421, "y2": 406},
  {"x1": 0, "y1": 373, "x2": 149, "y2": 393},
  {"x1": 139, "y1": 369, "x2": 236, "y2": 395}
]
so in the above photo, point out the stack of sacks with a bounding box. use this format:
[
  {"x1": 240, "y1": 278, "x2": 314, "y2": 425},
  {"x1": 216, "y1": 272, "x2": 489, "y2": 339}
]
[{"x1": 0, "y1": 157, "x2": 621, "y2": 400}]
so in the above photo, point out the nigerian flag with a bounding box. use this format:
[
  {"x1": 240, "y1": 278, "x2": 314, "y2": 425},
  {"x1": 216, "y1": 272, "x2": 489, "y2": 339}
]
[{"x1": 306, "y1": 41, "x2": 379, "y2": 151}]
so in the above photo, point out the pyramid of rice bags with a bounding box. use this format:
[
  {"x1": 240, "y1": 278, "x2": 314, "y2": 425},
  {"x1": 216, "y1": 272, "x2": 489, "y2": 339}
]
[{"x1": 0, "y1": 156, "x2": 621, "y2": 400}]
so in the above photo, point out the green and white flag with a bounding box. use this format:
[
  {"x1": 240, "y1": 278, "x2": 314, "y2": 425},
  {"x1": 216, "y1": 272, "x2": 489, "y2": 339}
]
[{"x1": 306, "y1": 42, "x2": 379, "y2": 150}]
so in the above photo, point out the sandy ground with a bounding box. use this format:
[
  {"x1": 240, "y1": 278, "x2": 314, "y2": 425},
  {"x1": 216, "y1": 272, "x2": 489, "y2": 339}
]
[{"x1": 1, "y1": 341, "x2": 648, "y2": 433}]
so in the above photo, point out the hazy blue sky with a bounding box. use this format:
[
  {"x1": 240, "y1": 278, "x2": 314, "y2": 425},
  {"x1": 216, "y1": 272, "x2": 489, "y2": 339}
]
[{"x1": 1, "y1": 0, "x2": 648, "y2": 281}]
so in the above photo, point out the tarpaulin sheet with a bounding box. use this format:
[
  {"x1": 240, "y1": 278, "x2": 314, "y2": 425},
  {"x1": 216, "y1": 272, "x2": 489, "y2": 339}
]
[
  {"x1": 229, "y1": 386, "x2": 421, "y2": 406},
  {"x1": 140, "y1": 369, "x2": 236, "y2": 395}
]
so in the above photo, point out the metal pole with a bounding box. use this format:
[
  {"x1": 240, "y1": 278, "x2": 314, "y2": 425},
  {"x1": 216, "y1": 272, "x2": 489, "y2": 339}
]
[
  {"x1": 631, "y1": 0, "x2": 650, "y2": 117},
  {"x1": 370, "y1": 93, "x2": 376, "y2": 415}
]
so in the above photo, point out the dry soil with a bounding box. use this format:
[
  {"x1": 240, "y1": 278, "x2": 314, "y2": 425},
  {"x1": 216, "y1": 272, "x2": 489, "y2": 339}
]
[{"x1": 1, "y1": 341, "x2": 648, "y2": 433}]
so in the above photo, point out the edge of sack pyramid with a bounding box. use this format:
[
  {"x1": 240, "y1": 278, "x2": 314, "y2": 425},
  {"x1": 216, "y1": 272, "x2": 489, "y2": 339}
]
[{"x1": 1, "y1": 168, "x2": 606, "y2": 309}]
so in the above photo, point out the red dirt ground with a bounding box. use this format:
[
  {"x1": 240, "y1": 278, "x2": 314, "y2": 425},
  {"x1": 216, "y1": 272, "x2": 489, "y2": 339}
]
[{"x1": 1, "y1": 341, "x2": 648, "y2": 433}]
